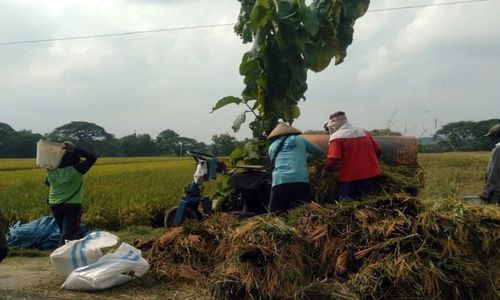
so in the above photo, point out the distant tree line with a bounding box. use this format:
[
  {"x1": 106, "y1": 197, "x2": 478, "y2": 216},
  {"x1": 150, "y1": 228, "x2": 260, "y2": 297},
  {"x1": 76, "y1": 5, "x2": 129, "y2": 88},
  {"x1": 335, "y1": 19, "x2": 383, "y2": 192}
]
[
  {"x1": 2, "y1": 119, "x2": 499, "y2": 158},
  {"x1": 419, "y1": 119, "x2": 500, "y2": 152},
  {"x1": 0, "y1": 121, "x2": 238, "y2": 158}
]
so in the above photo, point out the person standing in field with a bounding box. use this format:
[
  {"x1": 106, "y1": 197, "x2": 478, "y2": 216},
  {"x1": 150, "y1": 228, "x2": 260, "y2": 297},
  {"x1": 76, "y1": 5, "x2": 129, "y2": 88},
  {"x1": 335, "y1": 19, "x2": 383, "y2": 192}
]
[
  {"x1": 267, "y1": 122, "x2": 324, "y2": 214},
  {"x1": 323, "y1": 111, "x2": 382, "y2": 200},
  {"x1": 0, "y1": 219, "x2": 8, "y2": 263},
  {"x1": 46, "y1": 142, "x2": 97, "y2": 246},
  {"x1": 479, "y1": 123, "x2": 500, "y2": 204}
]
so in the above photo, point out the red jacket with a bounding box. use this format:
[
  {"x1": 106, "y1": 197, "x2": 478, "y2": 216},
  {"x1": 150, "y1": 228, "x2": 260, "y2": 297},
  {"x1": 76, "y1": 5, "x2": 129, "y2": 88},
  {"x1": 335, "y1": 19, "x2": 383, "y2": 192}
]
[{"x1": 324, "y1": 127, "x2": 381, "y2": 182}]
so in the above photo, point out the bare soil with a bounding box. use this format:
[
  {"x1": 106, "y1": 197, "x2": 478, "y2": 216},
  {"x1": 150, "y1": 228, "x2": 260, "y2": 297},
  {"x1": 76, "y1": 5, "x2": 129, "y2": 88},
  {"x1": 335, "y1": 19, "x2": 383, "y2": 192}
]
[{"x1": 0, "y1": 256, "x2": 211, "y2": 300}]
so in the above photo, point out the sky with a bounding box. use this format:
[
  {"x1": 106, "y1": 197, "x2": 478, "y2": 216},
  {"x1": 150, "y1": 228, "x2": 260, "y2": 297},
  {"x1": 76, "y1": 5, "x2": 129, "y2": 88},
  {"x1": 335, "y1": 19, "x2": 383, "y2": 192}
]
[{"x1": 1, "y1": 0, "x2": 499, "y2": 143}]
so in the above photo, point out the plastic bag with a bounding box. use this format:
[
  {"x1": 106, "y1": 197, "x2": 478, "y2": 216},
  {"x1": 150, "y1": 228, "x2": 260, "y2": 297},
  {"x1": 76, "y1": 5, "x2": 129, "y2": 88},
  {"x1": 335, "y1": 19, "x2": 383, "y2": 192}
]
[
  {"x1": 7, "y1": 216, "x2": 59, "y2": 249},
  {"x1": 61, "y1": 242, "x2": 149, "y2": 290},
  {"x1": 193, "y1": 161, "x2": 207, "y2": 184},
  {"x1": 50, "y1": 231, "x2": 120, "y2": 277},
  {"x1": 7, "y1": 216, "x2": 90, "y2": 250}
]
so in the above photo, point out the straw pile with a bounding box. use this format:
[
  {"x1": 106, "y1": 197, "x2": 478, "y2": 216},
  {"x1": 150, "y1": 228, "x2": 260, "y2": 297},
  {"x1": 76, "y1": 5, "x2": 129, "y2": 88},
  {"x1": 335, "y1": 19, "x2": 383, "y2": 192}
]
[
  {"x1": 146, "y1": 164, "x2": 499, "y2": 299},
  {"x1": 309, "y1": 162, "x2": 424, "y2": 203},
  {"x1": 148, "y1": 213, "x2": 239, "y2": 282},
  {"x1": 289, "y1": 197, "x2": 499, "y2": 299},
  {"x1": 210, "y1": 217, "x2": 307, "y2": 299}
]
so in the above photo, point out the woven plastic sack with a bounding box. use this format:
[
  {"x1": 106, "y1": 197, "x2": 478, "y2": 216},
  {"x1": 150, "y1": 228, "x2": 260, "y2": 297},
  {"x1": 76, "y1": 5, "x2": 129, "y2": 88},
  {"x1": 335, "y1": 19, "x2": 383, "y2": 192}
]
[
  {"x1": 36, "y1": 139, "x2": 66, "y2": 169},
  {"x1": 50, "y1": 231, "x2": 120, "y2": 277},
  {"x1": 61, "y1": 242, "x2": 149, "y2": 290}
]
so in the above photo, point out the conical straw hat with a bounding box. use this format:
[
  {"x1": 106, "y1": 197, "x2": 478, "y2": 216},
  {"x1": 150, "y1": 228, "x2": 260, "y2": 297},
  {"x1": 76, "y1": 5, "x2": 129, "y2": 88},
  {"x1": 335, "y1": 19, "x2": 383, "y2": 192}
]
[{"x1": 267, "y1": 122, "x2": 302, "y2": 140}]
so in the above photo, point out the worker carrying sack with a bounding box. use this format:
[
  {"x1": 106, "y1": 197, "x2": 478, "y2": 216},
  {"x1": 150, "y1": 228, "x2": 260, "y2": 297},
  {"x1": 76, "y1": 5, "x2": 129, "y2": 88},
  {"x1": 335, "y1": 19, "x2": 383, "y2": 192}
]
[
  {"x1": 50, "y1": 231, "x2": 120, "y2": 277},
  {"x1": 61, "y1": 242, "x2": 149, "y2": 290},
  {"x1": 36, "y1": 140, "x2": 66, "y2": 169}
]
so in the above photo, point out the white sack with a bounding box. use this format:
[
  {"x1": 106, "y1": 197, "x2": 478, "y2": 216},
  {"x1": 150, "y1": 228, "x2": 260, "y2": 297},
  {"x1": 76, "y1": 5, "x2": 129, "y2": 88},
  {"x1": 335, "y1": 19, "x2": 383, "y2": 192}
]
[
  {"x1": 36, "y1": 140, "x2": 66, "y2": 169},
  {"x1": 61, "y1": 242, "x2": 149, "y2": 290},
  {"x1": 50, "y1": 231, "x2": 120, "y2": 277}
]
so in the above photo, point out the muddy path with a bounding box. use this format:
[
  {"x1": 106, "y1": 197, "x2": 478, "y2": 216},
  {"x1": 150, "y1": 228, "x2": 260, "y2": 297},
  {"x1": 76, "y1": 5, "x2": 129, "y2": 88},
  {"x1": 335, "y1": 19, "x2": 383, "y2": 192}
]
[{"x1": 0, "y1": 256, "x2": 210, "y2": 300}]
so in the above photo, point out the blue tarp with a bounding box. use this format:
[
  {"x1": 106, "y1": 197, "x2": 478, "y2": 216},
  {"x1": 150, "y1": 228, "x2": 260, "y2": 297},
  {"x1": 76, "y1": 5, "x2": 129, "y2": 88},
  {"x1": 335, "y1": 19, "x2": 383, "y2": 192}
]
[{"x1": 7, "y1": 216, "x2": 89, "y2": 249}]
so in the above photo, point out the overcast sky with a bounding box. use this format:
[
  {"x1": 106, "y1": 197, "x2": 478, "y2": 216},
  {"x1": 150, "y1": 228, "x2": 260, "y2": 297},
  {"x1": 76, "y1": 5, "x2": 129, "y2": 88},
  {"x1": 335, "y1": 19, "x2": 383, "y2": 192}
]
[{"x1": 1, "y1": 0, "x2": 499, "y2": 143}]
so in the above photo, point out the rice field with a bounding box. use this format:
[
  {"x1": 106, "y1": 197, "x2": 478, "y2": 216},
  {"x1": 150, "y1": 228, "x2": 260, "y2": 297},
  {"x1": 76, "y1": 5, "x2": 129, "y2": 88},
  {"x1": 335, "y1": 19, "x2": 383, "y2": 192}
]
[
  {"x1": 0, "y1": 152, "x2": 493, "y2": 230},
  {"x1": 0, "y1": 157, "x2": 221, "y2": 229}
]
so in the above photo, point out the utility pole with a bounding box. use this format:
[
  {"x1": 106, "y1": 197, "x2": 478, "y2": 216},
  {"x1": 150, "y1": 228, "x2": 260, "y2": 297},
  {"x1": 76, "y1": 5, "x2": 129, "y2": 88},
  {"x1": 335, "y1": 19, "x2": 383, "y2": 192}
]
[{"x1": 179, "y1": 142, "x2": 183, "y2": 157}]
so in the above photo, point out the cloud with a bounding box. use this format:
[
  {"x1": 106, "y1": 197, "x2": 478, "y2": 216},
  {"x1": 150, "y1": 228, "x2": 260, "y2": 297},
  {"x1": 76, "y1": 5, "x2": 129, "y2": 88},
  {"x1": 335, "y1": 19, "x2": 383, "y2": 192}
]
[{"x1": 0, "y1": 0, "x2": 499, "y2": 141}]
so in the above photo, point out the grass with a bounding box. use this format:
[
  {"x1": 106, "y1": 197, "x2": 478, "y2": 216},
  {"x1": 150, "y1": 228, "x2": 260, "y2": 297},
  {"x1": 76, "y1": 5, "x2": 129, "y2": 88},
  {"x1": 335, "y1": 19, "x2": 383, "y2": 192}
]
[
  {"x1": 0, "y1": 157, "x2": 186, "y2": 171},
  {"x1": 1, "y1": 152, "x2": 496, "y2": 299},
  {"x1": 0, "y1": 152, "x2": 493, "y2": 230},
  {"x1": 0, "y1": 157, "x2": 223, "y2": 229},
  {"x1": 417, "y1": 152, "x2": 490, "y2": 200}
]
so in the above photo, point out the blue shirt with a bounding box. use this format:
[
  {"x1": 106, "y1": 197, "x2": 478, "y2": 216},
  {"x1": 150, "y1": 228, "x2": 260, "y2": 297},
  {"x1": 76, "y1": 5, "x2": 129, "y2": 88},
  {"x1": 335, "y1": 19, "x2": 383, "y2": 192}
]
[{"x1": 268, "y1": 135, "x2": 324, "y2": 187}]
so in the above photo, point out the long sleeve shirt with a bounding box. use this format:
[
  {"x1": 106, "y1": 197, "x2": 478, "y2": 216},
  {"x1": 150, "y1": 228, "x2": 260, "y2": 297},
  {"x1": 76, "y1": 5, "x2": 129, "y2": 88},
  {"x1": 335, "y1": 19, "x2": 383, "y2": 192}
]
[
  {"x1": 269, "y1": 135, "x2": 324, "y2": 187},
  {"x1": 483, "y1": 142, "x2": 500, "y2": 194},
  {"x1": 324, "y1": 123, "x2": 381, "y2": 182}
]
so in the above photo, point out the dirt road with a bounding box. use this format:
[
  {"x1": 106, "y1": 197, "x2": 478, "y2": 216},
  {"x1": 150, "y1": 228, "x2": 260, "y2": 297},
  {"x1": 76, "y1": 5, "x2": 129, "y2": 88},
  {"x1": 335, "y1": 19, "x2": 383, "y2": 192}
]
[{"x1": 0, "y1": 256, "x2": 210, "y2": 300}]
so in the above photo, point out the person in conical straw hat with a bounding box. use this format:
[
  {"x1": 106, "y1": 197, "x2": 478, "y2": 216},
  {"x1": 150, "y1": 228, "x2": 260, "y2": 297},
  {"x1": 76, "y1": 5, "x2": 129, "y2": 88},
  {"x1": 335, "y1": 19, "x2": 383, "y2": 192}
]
[
  {"x1": 267, "y1": 122, "x2": 324, "y2": 214},
  {"x1": 479, "y1": 123, "x2": 500, "y2": 204}
]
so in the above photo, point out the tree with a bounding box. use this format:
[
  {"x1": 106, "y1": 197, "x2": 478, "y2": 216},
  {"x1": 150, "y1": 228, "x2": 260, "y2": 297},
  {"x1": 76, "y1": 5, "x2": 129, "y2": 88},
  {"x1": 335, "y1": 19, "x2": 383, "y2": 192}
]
[
  {"x1": 156, "y1": 129, "x2": 208, "y2": 156},
  {"x1": 47, "y1": 121, "x2": 115, "y2": 155},
  {"x1": 211, "y1": 0, "x2": 369, "y2": 138},
  {"x1": 211, "y1": 134, "x2": 237, "y2": 156},
  {"x1": 119, "y1": 133, "x2": 157, "y2": 157},
  {"x1": 174, "y1": 137, "x2": 208, "y2": 156},
  {"x1": 49, "y1": 121, "x2": 113, "y2": 141},
  {"x1": 0, "y1": 123, "x2": 42, "y2": 158},
  {"x1": 433, "y1": 119, "x2": 500, "y2": 151},
  {"x1": 0, "y1": 122, "x2": 15, "y2": 137},
  {"x1": 156, "y1": 129, "x2": 180, "y2": 155},
  {"x1": 186, "y1": 141, "x2": 209, "y2": 155}
]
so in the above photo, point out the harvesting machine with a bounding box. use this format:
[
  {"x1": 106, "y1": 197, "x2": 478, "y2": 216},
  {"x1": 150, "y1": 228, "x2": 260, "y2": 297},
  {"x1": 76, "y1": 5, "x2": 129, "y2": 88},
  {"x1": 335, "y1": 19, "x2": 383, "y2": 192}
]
[{"x1": 164, "y1": 135, "x2": 418, "y2": 228}]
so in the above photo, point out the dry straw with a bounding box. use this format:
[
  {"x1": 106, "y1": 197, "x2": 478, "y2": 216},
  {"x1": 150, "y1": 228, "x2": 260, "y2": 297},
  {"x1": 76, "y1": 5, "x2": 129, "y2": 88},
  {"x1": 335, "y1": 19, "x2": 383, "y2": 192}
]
[{"x1": 145, "y1": 165, "x2": 499, "y2": 299}]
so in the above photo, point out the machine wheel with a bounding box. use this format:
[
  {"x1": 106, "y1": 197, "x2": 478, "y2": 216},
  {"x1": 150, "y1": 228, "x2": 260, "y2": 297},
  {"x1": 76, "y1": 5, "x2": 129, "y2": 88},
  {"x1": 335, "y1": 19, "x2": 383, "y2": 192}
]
[{"x1": 164, "y1": 206, "x2": 202, "y2": 228}]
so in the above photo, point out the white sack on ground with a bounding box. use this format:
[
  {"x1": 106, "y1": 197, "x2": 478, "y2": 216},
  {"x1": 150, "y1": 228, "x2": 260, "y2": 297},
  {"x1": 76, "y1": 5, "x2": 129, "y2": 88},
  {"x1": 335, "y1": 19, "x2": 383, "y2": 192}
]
[
  {"x1": 50, "y1": 231, "x2": 120, "y2": 277},
  {"x1": 61, "y1": 242, "x2": 150, "y2": 290}
]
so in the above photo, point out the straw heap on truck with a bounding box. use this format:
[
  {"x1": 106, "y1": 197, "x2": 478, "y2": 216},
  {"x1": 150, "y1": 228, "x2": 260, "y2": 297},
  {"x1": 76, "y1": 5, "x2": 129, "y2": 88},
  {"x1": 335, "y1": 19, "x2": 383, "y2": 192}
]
[{"x1": 145, "y1": 165, "x2": 499, "y2": 300}]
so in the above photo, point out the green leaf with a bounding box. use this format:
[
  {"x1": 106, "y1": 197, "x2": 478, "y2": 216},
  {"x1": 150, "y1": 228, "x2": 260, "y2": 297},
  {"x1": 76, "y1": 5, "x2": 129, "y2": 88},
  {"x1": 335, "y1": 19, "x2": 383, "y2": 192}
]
[
  {"x1": 334, "y1": 0, "x2": 370, "y2": 65},
  {"x1": 216, "y1": 0, "x2": 369, "y2": 139},
  {"x1": 250, "y1": 0, "x2": 271, "y2": 31},
  {"x1": 283, "y1": 105, "x2": 301, "y2": 123},
  {"x1": 211, "y1": 96, "x2": 242, "y2": 113},
  {"x1": 232, "y1": 112, "x2": 247, "y2": 132},
  {"x1": 301, "y1": 7, "x2": 319, "y2": 36},
  {"x1": 230, "y1": 146, "x2": 245, "y2": 165}
]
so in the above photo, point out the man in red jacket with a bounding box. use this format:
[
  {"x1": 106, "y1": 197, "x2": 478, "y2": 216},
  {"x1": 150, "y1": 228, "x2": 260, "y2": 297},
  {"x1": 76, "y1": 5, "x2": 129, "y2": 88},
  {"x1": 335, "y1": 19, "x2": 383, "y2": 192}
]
[{"x1": 323, "y1": 111, "x2": 382, "y2": 200}]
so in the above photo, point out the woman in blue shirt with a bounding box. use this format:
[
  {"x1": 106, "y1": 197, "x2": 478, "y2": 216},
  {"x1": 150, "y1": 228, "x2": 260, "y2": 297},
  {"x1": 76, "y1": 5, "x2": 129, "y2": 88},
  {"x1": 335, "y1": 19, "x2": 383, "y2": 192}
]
[{"x1": 267, "y1": 123, "x2": 324, "y2": 213}]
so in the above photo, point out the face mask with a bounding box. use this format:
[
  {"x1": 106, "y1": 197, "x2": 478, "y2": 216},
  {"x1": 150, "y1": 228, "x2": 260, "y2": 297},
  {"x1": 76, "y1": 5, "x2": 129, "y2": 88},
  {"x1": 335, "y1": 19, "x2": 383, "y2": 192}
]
[{"x1": 327, "y1": 117, "x2": 347, "y2": 134}]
